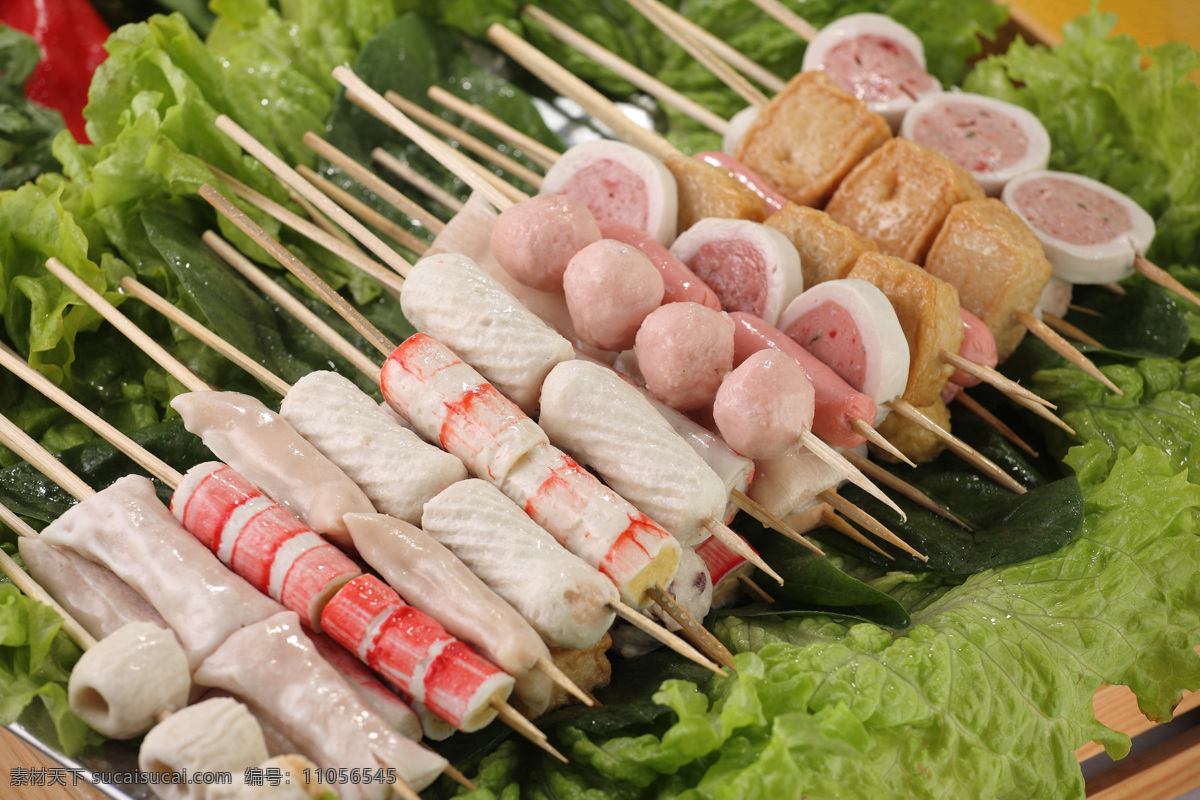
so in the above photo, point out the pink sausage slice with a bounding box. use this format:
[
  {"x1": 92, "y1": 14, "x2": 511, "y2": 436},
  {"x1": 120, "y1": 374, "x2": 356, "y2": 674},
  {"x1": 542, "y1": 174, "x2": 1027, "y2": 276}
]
[
  {"x1": 670, "y1": 217, "x2": 803, "y2": 325},
  {"x1": 730, "y1": 311, "x2": 876, "y2": 449},
  {"x1": 490, "y1": 194, "x2": 601, "y2": 292},
  {"x1": 949, "y1": 308, "x2": 998, "y2": 388},
  {"x1": 598, "y1": 220, "x2": 721, "y2": 309},
  {"x1": 541, "y1": 140, "x2": 678, "y2": 245},
  {"x1": 563, "y1": 239, "x2": 665, "y2": 351},
  {"x1": 713, "y1": 348, "x2": 816, "y2": 460},
  {"x1": 635, "y1": 302, "x2": 734, "y2": 411},
  {"x1": 694, "y1": 152, "x2": 788, "y2": 213}
]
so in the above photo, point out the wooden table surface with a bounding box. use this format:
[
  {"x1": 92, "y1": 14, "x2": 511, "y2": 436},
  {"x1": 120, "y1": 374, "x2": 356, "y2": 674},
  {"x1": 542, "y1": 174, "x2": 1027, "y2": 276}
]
[{"x1": 0, "y1": 727, "x2": 105, "y2": 800}]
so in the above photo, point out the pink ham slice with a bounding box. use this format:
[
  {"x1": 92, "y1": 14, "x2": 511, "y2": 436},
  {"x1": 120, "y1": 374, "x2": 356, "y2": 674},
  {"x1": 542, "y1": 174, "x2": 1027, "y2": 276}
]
[
  {"x1": 669, "y1": 217, "x2": 803, "y2": 325},
  {"x1": 541, "y1": 139, "x2": 678, "y2": 245},
  {"x1": 776, "y1": 279, "x2": 910, "y2": 424}
]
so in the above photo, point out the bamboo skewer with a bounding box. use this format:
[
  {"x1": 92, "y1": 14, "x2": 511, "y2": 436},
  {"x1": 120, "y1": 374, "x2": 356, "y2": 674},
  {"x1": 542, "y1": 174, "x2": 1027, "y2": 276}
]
[
  {"x1": 1041, "y1": 312, "x2": 1105, "y2": 348},
  {"x1": 818, "y1": 488, "x2": 927, "y2": 561},
  {"x1": 840, "y1": 448, "x2": 972, "y2": 530},
  {"x1": 738, "y1": 574, "x2": 776, "y2": 603},
  {"x1": 1014, "y1": 310, "x2": 1123, "y2": 395},
  {"x1": 887, "y1": 398, "x2": 1026, "y2": 495},
  {"x1": 383, "y1": 90, "x2": 546, "y2": 187},
  {"x1": 296, "y1": 166, "x2": 430, "y2": 256},
  {"x1": 953, "y1": 392, "x2": 1039, "y2": 459},
  {"x1": 300, "y1": 133, "x2": 446, "y2": 234},
  {"x1": 729, "y1": 489, "x2": 824, "y2": 555},
  {"x1": 624, "y1": 0, "x2": 769, "y2": 109},
  {"x1": 939, "y1": 350, "x2": 1055, "y2": 409},
  {"x1": 799, "y1": 431, "x2": 905, "y2": 520},
  {"x1": 369, "y1": 148, "x2": 469, "y2": 212},
  {"x1": 523, "y1": 5, "x2": 728, "y2": 136},
  {"x1": 849, "y1": 418, "x2": 916, "y2": 467},
  {"x1": 743, "y1": 0, "x2": 820, "y2": 41},
  {"x1": 646, "y1": 585, "x2": 735, "y2": 670},
  {"x1": 609, "y1": 601, "x2": 726, "y2": 677},
  {"x1": 819, "y1": 505, "x2": 892, "y2": 559},
  {"x1": 200, "y1": 182, "x2": 729, "y2": 677},
  {"x1": 1134, "y1": 253, "x2": 1200, "y2": 309},
  {"x1": 426, "y1": 86, "x2": 561, "y2": 170},
  {"x1": 215, "y1": 115, "x2": 413, "y2": 280},
  {"x1": 201, "y1": 231, "x2": 384, "y2": 384},
  {"x1": 700, "y1": 517, "x2": 783, "y2": 584}
]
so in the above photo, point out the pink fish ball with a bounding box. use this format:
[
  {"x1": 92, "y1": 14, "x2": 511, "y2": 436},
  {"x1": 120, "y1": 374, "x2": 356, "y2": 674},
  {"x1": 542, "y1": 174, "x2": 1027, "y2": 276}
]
[
  {"x1": 490, "y1": 194, "x2": 602, "y2": 292},
  {"x1": 635, "y1": 302, "x2": 734, "y2": 411},
  {"x1": 563, "y1": 239, "x2": 665, "y2": 352},
  {"x1": 713, "y1": 349, "x2": 816, "y2": 459}
]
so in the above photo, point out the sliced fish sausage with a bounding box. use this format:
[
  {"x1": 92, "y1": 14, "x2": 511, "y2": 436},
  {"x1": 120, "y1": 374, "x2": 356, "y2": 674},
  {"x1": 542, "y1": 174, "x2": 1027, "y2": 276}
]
[{"x1": 598, "y1": 220, "x2": 721, "y2": 309}]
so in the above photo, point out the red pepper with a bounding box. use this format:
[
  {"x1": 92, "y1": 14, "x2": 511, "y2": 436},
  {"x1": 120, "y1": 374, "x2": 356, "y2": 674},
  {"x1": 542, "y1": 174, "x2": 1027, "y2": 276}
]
[{"x1": 0, "y1": 0, "x2": 111, "y2": 143}]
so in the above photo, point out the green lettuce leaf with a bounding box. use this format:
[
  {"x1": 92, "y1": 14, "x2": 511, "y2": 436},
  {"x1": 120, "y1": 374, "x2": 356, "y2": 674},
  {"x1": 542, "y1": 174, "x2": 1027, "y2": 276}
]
[{"x1": 0, "y1": 27, "x2": 67, "y2": 191}]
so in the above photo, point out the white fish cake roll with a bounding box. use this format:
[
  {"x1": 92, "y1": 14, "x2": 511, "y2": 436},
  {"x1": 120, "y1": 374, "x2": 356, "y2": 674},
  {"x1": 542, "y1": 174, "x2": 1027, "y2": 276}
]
[
  {"x1": 19, "y1": 537, "x2": 168, "y2": 641},
  {"x1": 38, "y1": 475, "x2": 282, "y2": 671},
  {"x1": 541, "y1": 139, "x2": 679, "y2": 245},
  {"x1": 401, "y1": 254, "x2": 575, "y2": 415},
  {"x1": 171, "y1": 391, "x2": 375, "y2": 547},
  {"x1": 538, "y1": 360, "x2": 726, "y2": 546},
  {"x1": 421, "y1": 479, "x2": 618, "y2": 650},
  {"x1": 193, "y1": 611, "x2": 447, "y2": 799},
  {"x1": 280, "y1": 371, "x2": 466, "y2": 526},
  {"x1": 68, "y1": 622, "x2": 191, "y2": 739},
  {"x1": 749, "y1": 445, "x2": 844, "y2": 518},
  {"x1": 669, "y1": 218, "x2": 804, "y2": 326},
  {"x1": 139, "y1": 697, "x2": 268, "y2": 800}
]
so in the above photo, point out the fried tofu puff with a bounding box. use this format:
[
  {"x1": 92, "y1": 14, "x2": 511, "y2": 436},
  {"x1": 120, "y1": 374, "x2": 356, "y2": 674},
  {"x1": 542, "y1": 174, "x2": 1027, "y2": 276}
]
[
  {"x1": 764, "y1": 202, "x2": 879, "y2": 287},
  {"x1": 925, "y1": 198, "x2": 1053, "y2": 360},
  {"x1": 734, "y1": 72, "x2": 891, "y2": 208},
  {"x1": 872, "y1": 397, "x2": 951, "y2": 464},
  {"x1": 847, "y1": 252, "x2": 962, "y2": 407},
  {"x1": 826, "y1": 138, "x2": 985, "y2": 264},
  {"x1": 664, "y1": 152, "x2": 768, "y2": 232}
]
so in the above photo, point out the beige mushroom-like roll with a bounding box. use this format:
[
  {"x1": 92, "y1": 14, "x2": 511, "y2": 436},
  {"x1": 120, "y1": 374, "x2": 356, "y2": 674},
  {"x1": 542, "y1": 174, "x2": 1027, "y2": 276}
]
[
  {"x1": 139, "y1": 697, "x2": 269, "y2": 800},
  {"x1": 68, "y1": 622, "x2": 191, "y2": 739}
]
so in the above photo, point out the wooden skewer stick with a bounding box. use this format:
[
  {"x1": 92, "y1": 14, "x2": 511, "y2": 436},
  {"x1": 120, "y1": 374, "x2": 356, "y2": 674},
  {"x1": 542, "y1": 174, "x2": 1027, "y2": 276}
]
[
  {"x1": 939, "y1": 349, "x2": 1056, "y2": 409},
  {"x1": 729, "y1": 489, "x2": 824, "y2": 555},
  {"x1": 624, "y1": 0, "x2": 770, "y2": 109},
  {"x1": 1013, "y1": 310, "x2": 1123, "y2": 395},
  {"x1": 368, "y1": 148, "x2": 469, "y2": 212},
  {"x1": 953, "y1": 392, "x2": 1039, "y2": 460},
  {"x1": 1041, "y1": 312, "x2": 1105, "y2": 348},
  {"x1": 646, "y1": 585, "x2": 735, "y2": 670},
  {"x1": 1134, "y1": 253, "x2": 1200, "y2": 308},
  {"x1": 1007, "y1": 391, "x2": 1076, "y2": 436},
  {"x1": 634, "y1": 0, "x2": 787, "y2": 93},
  {"x1": 376, "y1": 143, "x2": 528, "y2": 208},
  {"x1": 384, "y1": 90, "x2": 546, "y2": 187},
  {"x1": 819, "y1": 505, "x2": 892, "y2": 559},
  {"x1": 800, "y1": 431, "x2": 905, "y2": 521},
  {"x1": 200, "y1": 183, "x2": 729, "y2": 677},
  {"x1": 489, "y1": 699, "x2": 567, "y2": 763},
  {"x1": 523, "y1": 6, "x2": 729, "y2": 136},
  {"x1": 215, "y1": 114, "x2": 413, "y2": 279},
  {"x1": 300, "y1": 133, "x2": 446, "y2": 234},
  {"x1": 849, "y1": 418, "x2": 916, "y2": 467},
  {"x1": 118, "y1": 276, "x2": 292, "y2": 397},
  {"x1": 295, "y1": 166, "x2": 430, "y2": 256},
  {"x1": 839, "y1": 448, "x2": 972, "y2": 530},
  {"x1": 818, "y1": 488, "x2": 927, "y2": 562},
  {"x1": 610, "y1": 600, "x2": 726, "y2": 676},
  {"x1": 737, "y1": 573, "x2": 775, "y2": 603},
  {"x1": 43, "y1": 259, "x2": 212, "y2": 393},
  {"x1": 700, "y1": 517, "x2": 783, "y2": 584},
  {"x1": 0, "y1": 498, "x2": 98, "y2": 650},
  {"x1": 289, "y1": 189, "x2": 355, "y2": 247},
  {"x1": 886, "y1": 397, "x2": 1027, "y2": 495},
  {"x1": 1066, "y1": 303, "x2": 1103, "y2": 318},
  {"x1": 743, "y1": 0, "x2": 820, "y2": 42},
  {"x1": 427, "y1": 87, "x2": 561, "y2": 170},
  {"x1": 201, "y1": 231, "x2": 383, "y2": 384}
]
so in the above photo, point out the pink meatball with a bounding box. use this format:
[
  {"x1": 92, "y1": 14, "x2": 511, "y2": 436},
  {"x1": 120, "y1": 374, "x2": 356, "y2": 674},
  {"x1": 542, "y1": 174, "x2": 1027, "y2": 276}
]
[
  {"x1": 563, "y1": 239, "x2": 665, "y2": 351},
  {"x1": 490, "y1": 194, "x2": 602, "y2": 292},
  {"x1": 712, "y1": 349, "x2": 816, "y2": 459},
  {"x1": 635, "y1": 302, "x2": 734, "y2": 411}
]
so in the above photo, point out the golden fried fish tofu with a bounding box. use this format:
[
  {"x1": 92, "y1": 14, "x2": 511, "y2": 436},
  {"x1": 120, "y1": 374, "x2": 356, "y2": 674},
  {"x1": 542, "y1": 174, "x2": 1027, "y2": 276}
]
[
  {"x1": 734, "y1": 72, "x2": 891, "y2": 208},
  {"x1": 826, "y1": 139, "x2": 985, "y2": 264},
  {"x1": 925, "y1": 198, "x2": 1053, "y2": 360},
  {"x1": 847, "y1": 251, "x2": 962, "y2": 407},
  {"x1": 764, "y1": 202, "x2": 879, "y2": 287},
  {"x1": 665, "y1": 153, "x2": 767, "y2": 232},
  {"x1": 873, "y1": 397, "x2": 950, "y2": 464}
]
